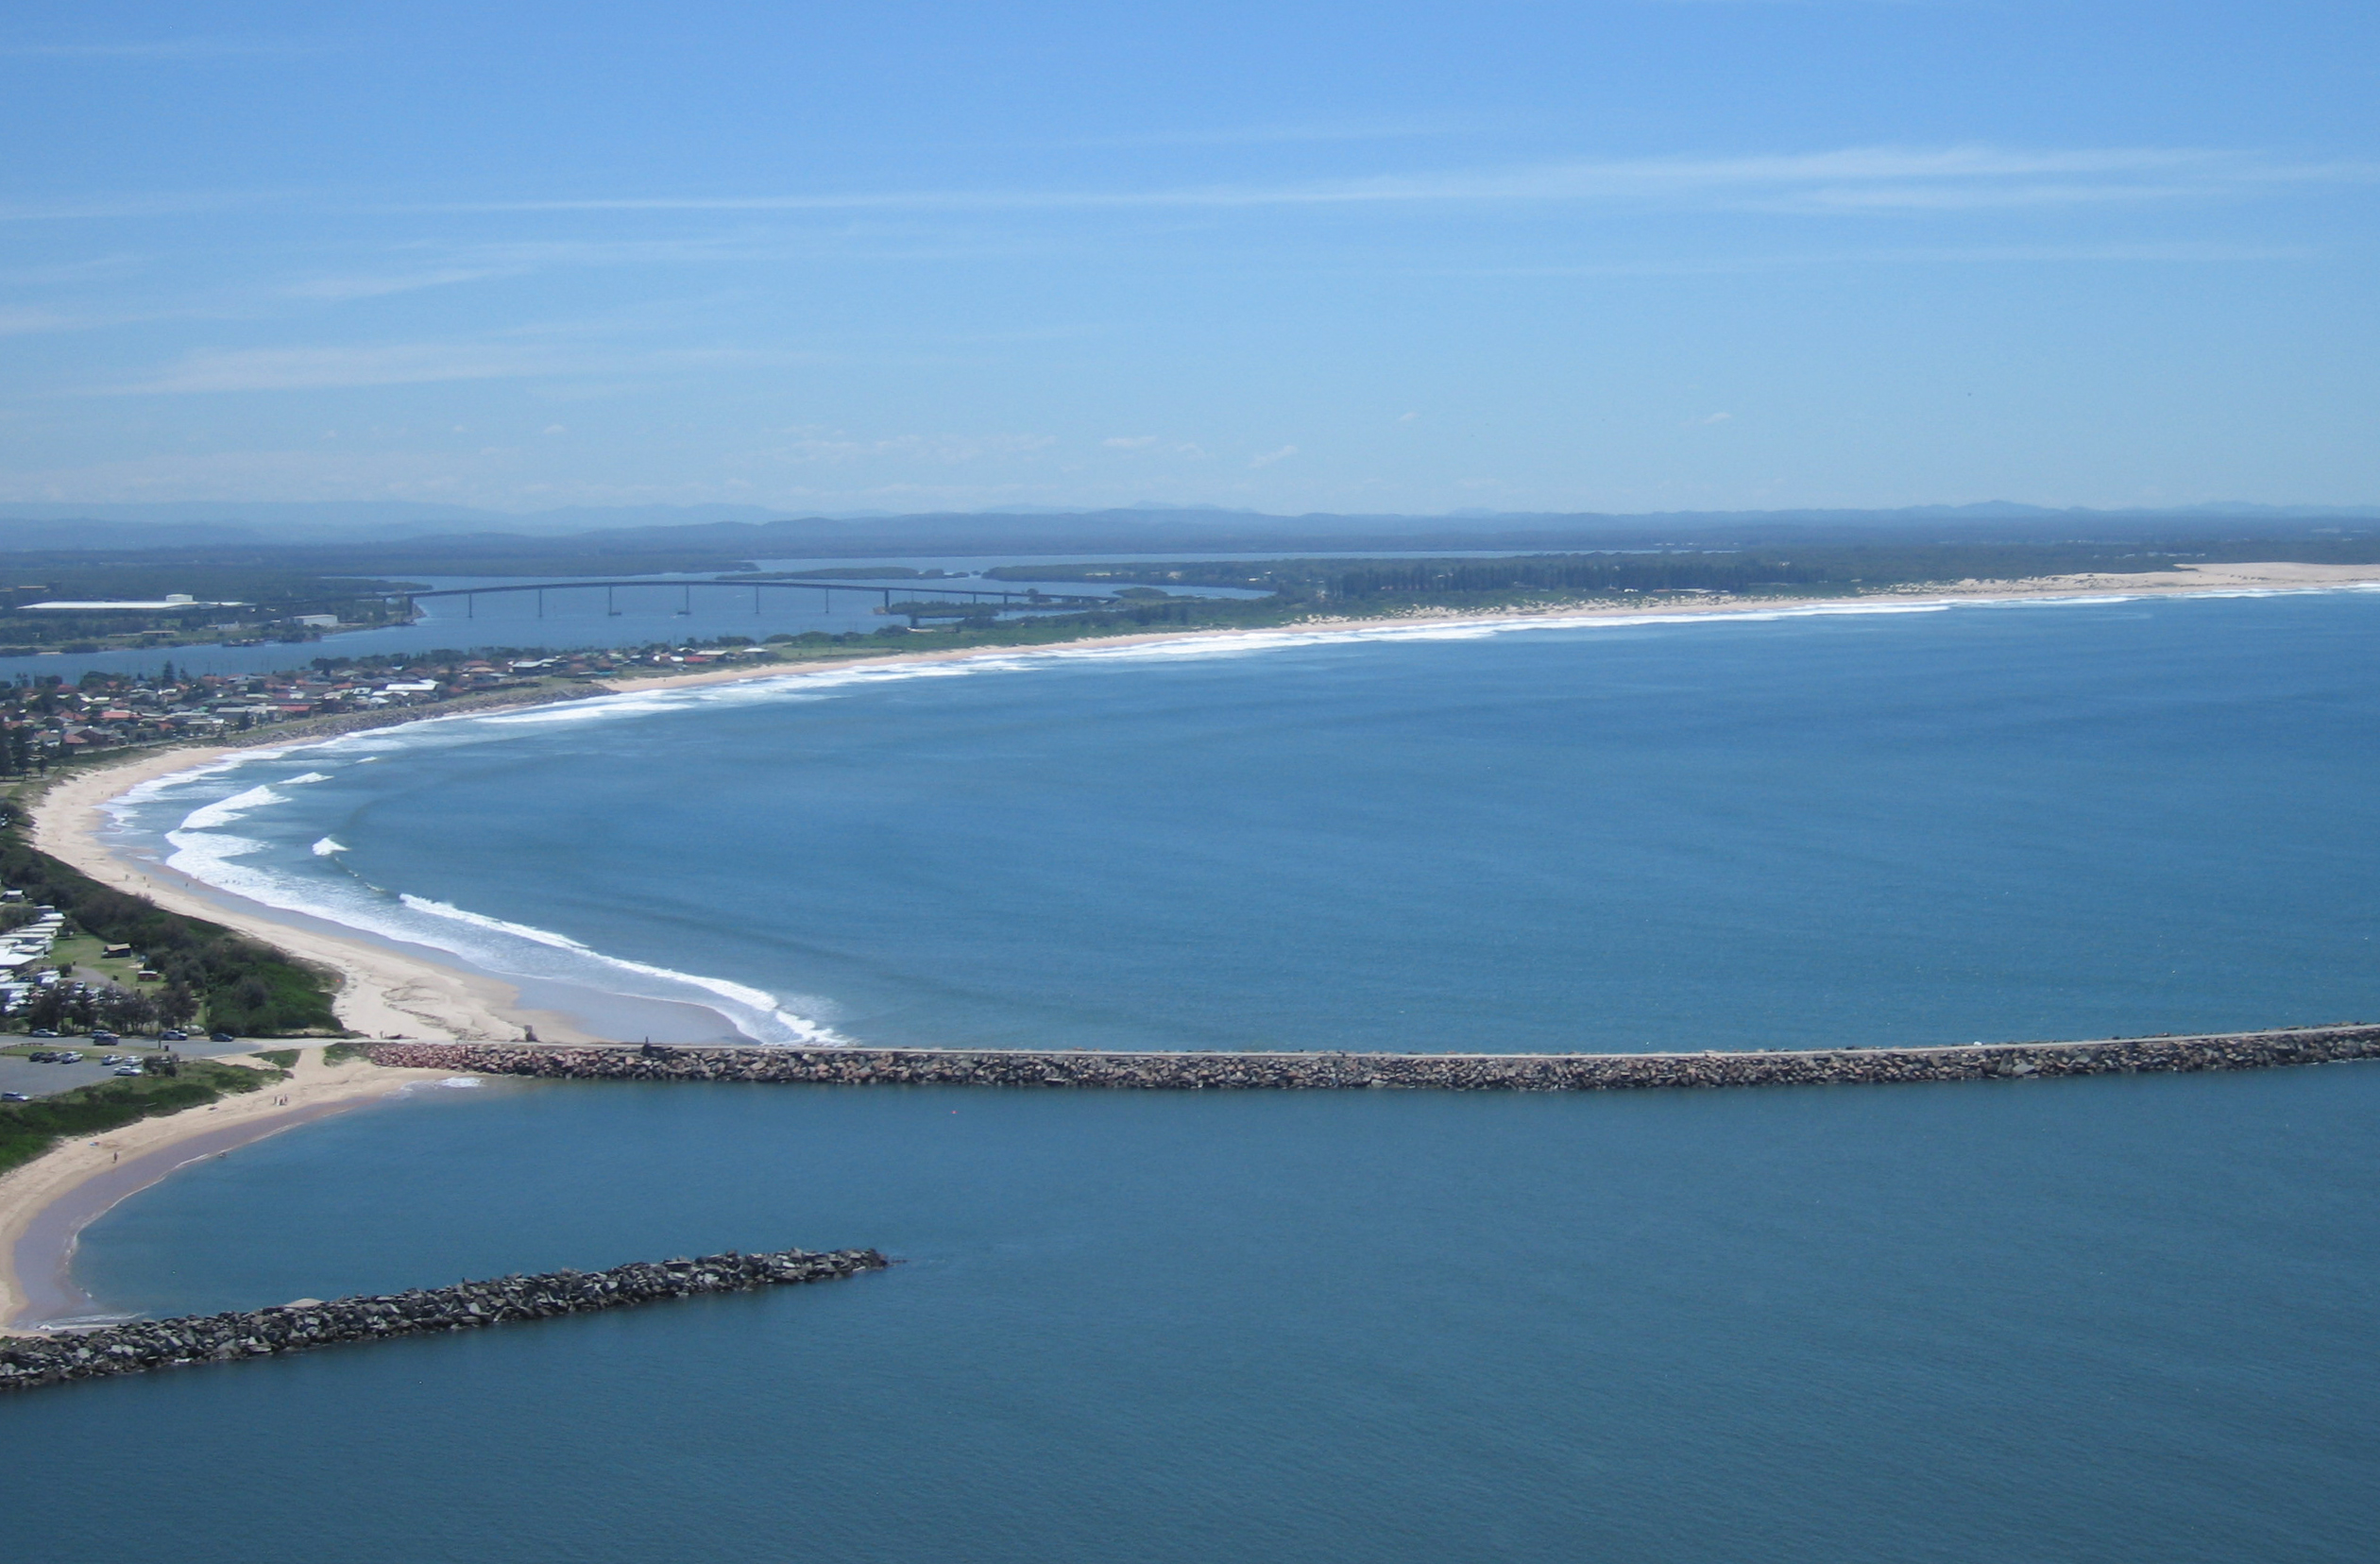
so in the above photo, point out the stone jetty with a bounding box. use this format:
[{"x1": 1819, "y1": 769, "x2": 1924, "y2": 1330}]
[
  {"x1": 1, "y1": 1246, "x2": 886, "y2": 1390},
  {"x1": 367, "y1": 1024, "x2": 2380, "y2": 1093}
]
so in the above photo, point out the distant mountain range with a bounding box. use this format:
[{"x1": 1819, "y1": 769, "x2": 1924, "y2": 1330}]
[{"x1": 0, "y1": 499, "x2": 2373, "y2": 562}]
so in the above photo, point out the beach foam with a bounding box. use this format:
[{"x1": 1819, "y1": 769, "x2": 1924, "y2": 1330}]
[
  {"x1": 94, "y1": 582, "x2": 2380, "y2": 1055},
  {"x1": 120, "y1": 747, "x2": 850, "y2": 1046}
]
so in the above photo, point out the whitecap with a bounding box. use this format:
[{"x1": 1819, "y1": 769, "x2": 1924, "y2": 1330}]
[
  {"x1": 311, "y1": 837, "x2": 348, "y2": 857},
  {"x1": 175, "y1": 785, "x2": 289, "y2": 832},
  {"x1": 397, "y1": 894, "x2": 847, "y2": 1046}
]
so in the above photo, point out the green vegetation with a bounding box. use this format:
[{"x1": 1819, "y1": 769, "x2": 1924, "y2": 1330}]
[
  {"x1": 0, "y1": 560, "x2": 418, "y2": 654},
  {"x1": 0, "y1": 1059, "x2": 284, "y2": 1176},
  {"x1": 251, "y1": 1048, "x2": 301, "y2": 1068},
  {"x1": 0, "y1": 834, "x2": 342, "y2": 1036},
  {"x1": 321, "y1": 1042, "x2": 372, "y2": 1066}
]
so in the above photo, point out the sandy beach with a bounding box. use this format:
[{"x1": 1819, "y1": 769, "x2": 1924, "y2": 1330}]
[
  {"x1": 28, "y1": 559, "x2": 2380, "y2": 1050},
  {"x1": 6, "y1": 559, "x2": 2374, "y2": 1334},
  {"x1": 0, "y1": 1046, "x2": 455, "y2": 1332}
]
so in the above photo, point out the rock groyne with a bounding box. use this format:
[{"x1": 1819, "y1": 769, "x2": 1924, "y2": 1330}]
[
  {"x1": 1, "y1": 1246, "x2": 886, "y2": 1390},
  {"x1": 367, "y1": 1024, "x2": 2380, "y2": 1093}
]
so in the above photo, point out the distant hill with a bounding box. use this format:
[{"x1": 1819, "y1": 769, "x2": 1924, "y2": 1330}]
[{"x1": 3, "y1": 501, "x2": 2374, "y2": 574}]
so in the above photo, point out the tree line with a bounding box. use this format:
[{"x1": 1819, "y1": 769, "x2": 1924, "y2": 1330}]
[{"x1": 0, "y1": 834, "x2": 340, "y2": 1036}]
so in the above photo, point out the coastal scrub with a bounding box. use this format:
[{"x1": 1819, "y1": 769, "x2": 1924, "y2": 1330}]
[
  {"x1": 0, "y1": 1059, "x2": 285, "y2": 1176},
  {"x1": 0, "y1": 833, "x2": 339, "y2": 1036}
]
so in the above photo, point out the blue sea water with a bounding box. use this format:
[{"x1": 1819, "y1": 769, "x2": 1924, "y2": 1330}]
[
  {"x1": 9, "y1": 588, "x2": 2380, "y2": 1560},
  {"x1": 100, "y1": 589, "x2": 2380, "y2": 1050},
  {"x1": 19, "y1": 1069, "x2": 2380, "y2": 1562}
]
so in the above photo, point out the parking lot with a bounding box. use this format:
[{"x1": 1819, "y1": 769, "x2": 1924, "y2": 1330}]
[{"x1": 0, "y1": 1035, "x2": 264, "y2": 1100}]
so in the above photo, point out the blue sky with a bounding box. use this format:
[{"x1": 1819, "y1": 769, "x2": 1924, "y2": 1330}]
[{"x1": 3, "y1": 1, "x2": 2374, "y2": 516}]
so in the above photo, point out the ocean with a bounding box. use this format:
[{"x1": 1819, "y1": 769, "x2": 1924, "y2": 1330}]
[
  {"x1": 10, "y1": 588, "x2": 2380, "y2": 1560},
  {"x1": 96, "y1": 588, "x2": 2380, "y2": 1051}
]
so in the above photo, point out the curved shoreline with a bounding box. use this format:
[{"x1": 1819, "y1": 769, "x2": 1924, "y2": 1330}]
[
  {"x1": 31, "y1": 565, "x2": 2380, "y2": 1053},
  {"x1": 0, "y1": 1049, "x2": 457, "y2": 1332},
  {"x1": 14, "y1": 568, "x2": 2380, "y2": 1335}
]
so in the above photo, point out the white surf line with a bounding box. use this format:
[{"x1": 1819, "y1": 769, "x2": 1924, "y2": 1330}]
[{"x1": 79, "y1": 580, "x2": 2376, "y2": 1046}]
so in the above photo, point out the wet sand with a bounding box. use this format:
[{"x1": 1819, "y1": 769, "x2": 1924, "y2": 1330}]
[{"x1": 0, "y1": 1048, "x2": 455, "y2": 1332}]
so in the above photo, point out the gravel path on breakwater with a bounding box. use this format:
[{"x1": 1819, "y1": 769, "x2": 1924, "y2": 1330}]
[
  {"x1": 0, "y1": 1247, "x2": 886, "y2": 1389},
  {"x1": 366, "y1": 1026, "x2": 2380, "y2": 1091}
]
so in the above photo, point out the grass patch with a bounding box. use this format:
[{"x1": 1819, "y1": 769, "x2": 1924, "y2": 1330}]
[
  {"x1": 320, "y1": 1042, "x2": 374, "y2": 1066},
  {"x1": 0, "y1": 832, "x2": 339, "y2": 1036},
  {"x1": 251, "y1": 1048, "x2": 300, "y2": 1069},
  {"x1": 0, "y1": 1059, "x2": 284, "y2": 1177}
]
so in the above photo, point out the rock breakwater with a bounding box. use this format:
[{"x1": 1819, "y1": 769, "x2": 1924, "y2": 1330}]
[
  {"x1": 1, "y1": 1246, "x2": 886, "y2": 1389},
  {"x1": 367, "y1": 1025, "x2": 2380, "y2": 1092}
]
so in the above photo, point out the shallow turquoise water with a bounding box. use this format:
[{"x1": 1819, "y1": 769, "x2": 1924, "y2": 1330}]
[{"x1": 17, "y1": 589, "x2": 2380, "y2": 1560}]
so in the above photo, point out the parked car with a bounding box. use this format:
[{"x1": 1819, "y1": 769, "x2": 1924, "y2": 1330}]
[
  {"x1": 160, "y1": 1029, "x2": 188, "y2": 1042},
  {"x1": 112, "y1": 1065, "x2": 142, "y2": 1077},
  {"x1": 28, "y1": 1028, "x2": 58, "y2": 1038},
  {"x1": 0, "y1": 1091, "x2": 27, "y2": 1102},
  {"x1": 89, "y1": 1030, "x2": 121, "y2": 1043}
]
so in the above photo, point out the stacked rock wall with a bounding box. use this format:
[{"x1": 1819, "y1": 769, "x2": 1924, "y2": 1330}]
[
  {"x1": 368, "y1": 1026, "x2": 2380, "y2": 1092},
  {"x1": 2, "y1": 1246, "x2": 885, "y2": 1389}
]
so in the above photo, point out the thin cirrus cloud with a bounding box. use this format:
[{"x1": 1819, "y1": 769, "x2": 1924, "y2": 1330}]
[
  {"x1": 106, "y1": 341, "x2": 573, "y2": 395},
  {"x1": 282, "y1": 266, "x2": 528, "y2": 301},
  {"x1": 772, "y1": 432, "x2": 1058, "y2": 465},
  {"x1": 0, "y1": 38, "x2": 322, "y2": 60},
  {"x1": 1042, "y1": 115, "x2": 1504, "y2": 150},
  {"x1": 0, "y1": 307, "x2": 92, "y2": 336},
  {"x1": 427, "y1": 144, "x2": 2367, "y2": 217},
  {"x1": 0, "y1": 191, "x2": 286, "y2": 223},
  {"x1": 1433, "y1": 240, "x2": 2319, "y2": 278}
]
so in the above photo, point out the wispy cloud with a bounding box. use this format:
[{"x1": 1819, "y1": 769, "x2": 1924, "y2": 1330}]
[
  {"x1": 1046, "y1": 117, "x2": 1500, "y2": 150},
  {"x1": 0, "y1": 254, "x2": 143, "y2": 286},
  {"x1": 108, "y1": 342, "x2": 574, "y2": 394},
  {"x1": 0, "y1": 38, "x2": 320, "y2": 60},
  {"x1": 0, "y1": 191, "x2": 280, "y2": 222},
  {"x1": 0, "y1": 307, "x2": 92, "y2": 336},
  {"x1": 277, "y1": 231, "x2": 1039, "y2": 302},
  {"x1": 1435, "y1": 240, "x2": 2319, "y2": 279},
  {"x1": 282, "y1": 266, "x2": 524, "y2": 301},
  {"x1": 427, "y1": 144, "x2": 2370, "y2": 219},
  {"x1": 768, "y1": 431, "x2": 1058, "y2": 465}
]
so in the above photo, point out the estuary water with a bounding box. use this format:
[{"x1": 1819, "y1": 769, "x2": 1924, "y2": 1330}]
[{"x1": 10, "y1": 589, "x2": 2380, "y2": 1561}]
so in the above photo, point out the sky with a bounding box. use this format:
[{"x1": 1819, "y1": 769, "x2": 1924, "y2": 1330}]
[{"x1": 1, "y1": 1, "x2": 2374, "y2": 518}]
